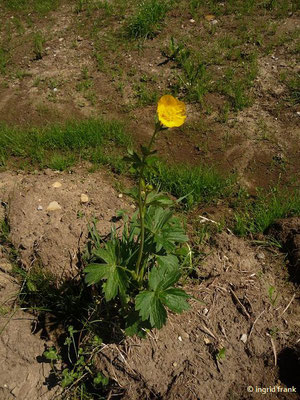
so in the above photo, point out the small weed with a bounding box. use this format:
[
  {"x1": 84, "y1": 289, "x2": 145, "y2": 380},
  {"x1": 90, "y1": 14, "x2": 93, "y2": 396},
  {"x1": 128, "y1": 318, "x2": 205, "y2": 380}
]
[
  {"x1": 33, "y1": 31, "x2": 45, "y2": 60},
  {"x1": 286, "y1": 73, "x2": 300, "y2": 105},
  {"x1": 134, "y1": 82, "x2": 159, "y2": 106},
  {"x1": 76, "y1": 67, "x2": 93, "y2": 91},
  {"x1": 14, "y1": 70, "x2": 32, "y2": 80},
  {"x1": 0, "y1": 47, "x2": 9, "y2": 75},
  {"x1": 48, "y1": 153, "x2": 76, "y2": 171},
  {"x1": 233, "y1": 187, "x2": 300, "y2": 235},
  {"x1": 144, "y1": 160, "x2": 236, "y2": 208},
  {"x1": 268, "y1": 285, "x2": 278, "y2": 306},
  {"x1": 94, "y1": 52, "x2": 105, "y2": 71},
  {"x1": 126, "y1": 0, "x2": 170, "y2": 39},
  {"x1": 216, "y1": 347, "x2": 226, "y2": 362}
]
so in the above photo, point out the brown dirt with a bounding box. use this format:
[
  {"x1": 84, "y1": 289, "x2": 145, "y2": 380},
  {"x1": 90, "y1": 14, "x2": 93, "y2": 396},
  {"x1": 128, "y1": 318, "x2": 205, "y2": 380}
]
[
  {"x1": 268, "y1": 217, "x2": 300, "y2": 284},
  {"x1": 0, "y1": 252, "x2": 59, "y2": 400},
  {"x1": 96, "y1": 232, "x2": 300, "y2": 400},
  {"x1": 1, "y1": 172, "x2": 300, "y2": 399},
  {"x1": 2, "y1": 168, "x2": 132, "y2": 277}
]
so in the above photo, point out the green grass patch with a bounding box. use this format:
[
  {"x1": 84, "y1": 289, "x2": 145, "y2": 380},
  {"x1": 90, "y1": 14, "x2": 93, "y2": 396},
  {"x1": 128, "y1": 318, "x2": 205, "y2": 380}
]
[
  {"x1": 0, "y1": 117, "x2": 131, "y2": 171},
  {"x1": 0, "y1": 47, "x2": 9, "y2": 75},
  {"x1": 233, "y1": 187, "x2": 300, "y2": 236},
  {"x1": 126, "y1": 0, "x2": 170, "y2": 39},
  {"x1": 145, "y1": 160, "x2": 236, "y2": 208},
  {"x1": 3, "y1": 0, "x2": 60, "y2": 13}
]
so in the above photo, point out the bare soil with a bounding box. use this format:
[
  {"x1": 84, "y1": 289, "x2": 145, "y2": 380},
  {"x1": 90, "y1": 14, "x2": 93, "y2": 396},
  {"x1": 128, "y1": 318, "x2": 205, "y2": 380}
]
[{"x1": 0, "y1": 2, "x2": 299, "y2": 400}]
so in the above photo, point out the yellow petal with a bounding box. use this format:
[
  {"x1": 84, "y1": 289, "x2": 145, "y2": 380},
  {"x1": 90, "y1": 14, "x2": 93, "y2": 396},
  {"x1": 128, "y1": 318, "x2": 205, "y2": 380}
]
[{"x1": 157, "y1": 95, "x2": 186, "y2": 128}]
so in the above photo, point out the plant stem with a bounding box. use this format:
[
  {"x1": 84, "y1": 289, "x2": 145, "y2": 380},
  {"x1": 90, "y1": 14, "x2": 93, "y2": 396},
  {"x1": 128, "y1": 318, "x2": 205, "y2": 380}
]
[{"x1": 135, "y1": 124, "x2": 161, "y2": 281}]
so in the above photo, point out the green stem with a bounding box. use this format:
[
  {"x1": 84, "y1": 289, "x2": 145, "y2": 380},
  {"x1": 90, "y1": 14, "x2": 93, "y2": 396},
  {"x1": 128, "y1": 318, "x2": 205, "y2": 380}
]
[{"x1": 135, "y1": 124, "x2": 161, "y2": 282}]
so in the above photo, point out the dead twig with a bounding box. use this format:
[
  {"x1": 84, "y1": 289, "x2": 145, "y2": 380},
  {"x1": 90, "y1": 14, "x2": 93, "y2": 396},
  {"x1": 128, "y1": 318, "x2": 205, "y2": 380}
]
[
  {"x1": 269, "y1": 336, "x2": 277, "y2": 366},
  {"x1": 248, "y1": 310, "x2": 265, "y2": 340},
  {"x1": 229, "y1": 287, "x2": 251, "y2": 320},
  {"x1": 280, "y1": 293, "x2": 296, "y2": 317}
]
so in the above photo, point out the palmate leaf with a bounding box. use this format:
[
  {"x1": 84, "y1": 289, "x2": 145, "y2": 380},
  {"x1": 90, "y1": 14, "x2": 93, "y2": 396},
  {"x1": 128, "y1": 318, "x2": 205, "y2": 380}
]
[
  {"x1": 135, "y1": 260, "x2": 190, "y2": 329},
  {"x1": 135, "y1": 291, "x2": 167, "y2": 329},
  {"x1": 84, "y1": 240, "x2": 129, "y2": 301},
  {"x1": 84, "y1": 263, "x2": 110, "y2": 286},
  {"x1": 144, "y1": 206, "x2": 188, "y2": 253},
  {"x1": 160, "y1": 288, "x2": 190, "y2": 313}
]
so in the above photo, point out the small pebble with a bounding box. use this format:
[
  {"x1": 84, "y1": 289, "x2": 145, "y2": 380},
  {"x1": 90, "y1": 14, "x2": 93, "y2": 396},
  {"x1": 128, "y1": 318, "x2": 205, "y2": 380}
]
[
  {"x1": 211, "y1": 19, "x2": 218, "y2": 25},
  {"x1": 52, "y1": 181, "x2": 62, "y2": 188},
  {"x1": 37, "y1": 205, "x2": 43, "y2": 211},
  {"x1": 173, "y1": 362, "x2": 178, "y2": 367},
  {"x1": 118, "y1": 193, "x2": 123, "y2": 198},
  {"x1": 81, "y1": 193, "x2": 89, "y2": 203},
  {"x1": 53, "y1": 88, "x2": 58, "y2": 92},
  {"x1": 256, "y1": 252, "x2": 265, "y2": 260},
  {"x1": 178, "y1": 336, "x2": 183, "y2": 342},
  {"x1": 189, "y1": 19, "x2": 195, "y2": 23},
  {"x1": 203, "y1": 308, "x2": 209, "y2": 315},
  {"x1": 240, "y1": 333, "x2": 248, "y2": 344},
  {"x1": 47, "y1": 201, "x2": 61, "y2": 211}
]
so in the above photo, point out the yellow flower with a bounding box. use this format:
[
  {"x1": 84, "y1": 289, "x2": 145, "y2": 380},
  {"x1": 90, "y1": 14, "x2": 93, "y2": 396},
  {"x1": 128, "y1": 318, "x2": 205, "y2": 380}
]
[{"x1": 157, "y1": 95, "x2": 186, "y2": 128}]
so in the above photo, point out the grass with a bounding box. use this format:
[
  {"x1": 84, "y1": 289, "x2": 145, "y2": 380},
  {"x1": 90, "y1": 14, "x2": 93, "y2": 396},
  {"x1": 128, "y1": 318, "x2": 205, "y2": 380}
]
[
  {"x1": 0, "y1": 118, "x2": 131, "y2": 171},
  {"x1": 33, "y1": 31, "x2": 45, "y2": 60},
  {"x1": 0, "y1": 47, "x2": 9, "y2": 75},
  {"x1": 126, "y1": 0, "x2": 170, "y2": 39},
  {"x1": 233, "y1": 187, "x2": 300, "y2": 236},
  {"x1": 3, "y1": 0, "x2": 60, "y2": 13},
  {"x1": 187, "y1": 0, "x2": 299, "y2": 17},
  {"x1": 145, "y1": 160, "x2": 236, "y2": 208}
]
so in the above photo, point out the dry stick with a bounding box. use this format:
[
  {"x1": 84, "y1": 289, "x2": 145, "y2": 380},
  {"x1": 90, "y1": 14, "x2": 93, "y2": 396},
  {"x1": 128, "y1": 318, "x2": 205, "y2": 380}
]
[
  {"x1": 229, "y1": 287, "x2": 251, "y2": 320},
  {"x1": 280, "y1": 293, "x2": 296, "y2": 317},
  {"x1": 248, "y1": 310, "x2": 265, "y2": 340},
  {"x1": 270, "y1": 337, "x2": 277, "y2": 366},
  {"x1": 200, "y1": 325, "x2": 218, "y2": 340}
]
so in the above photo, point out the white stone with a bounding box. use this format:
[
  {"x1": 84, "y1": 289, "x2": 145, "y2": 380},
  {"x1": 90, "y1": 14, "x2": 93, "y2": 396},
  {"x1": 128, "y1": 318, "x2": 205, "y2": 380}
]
[
  {"x1": 80, "y1": 194, "x2": 89, "y2": 203},
  {"x1": 240, "y1": 334, "x2": 247, "y2": 343},
  {"x1": 47, "y1": 201, "x2": 62, "y2": 211},
  {"x1": 52, "y1": 181, "x2": 62, "y2": 188}
]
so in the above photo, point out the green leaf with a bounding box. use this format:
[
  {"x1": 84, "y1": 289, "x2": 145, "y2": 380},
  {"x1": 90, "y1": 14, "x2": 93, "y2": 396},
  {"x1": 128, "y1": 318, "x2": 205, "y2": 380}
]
[
  {"x1": 148, "y1": 260, "x2": 181, "y2": 291},
  {"x1": 84, "y1": 240, "x2": 130, "y2": 301},
  {"x1": 94, "y1": 372, "x2": 109, "y2": 386},
  {"x1": 43, "y1": 347, "x2": 59, "y2": 361},
  {"x1": 84, "y1": 263, "x2": 110, "y2": 285},
  {"x1": 103, "y1": 265, "x2": 128, "y2": 301},
  {"x1": 145, "y1": 191, "x2": 174, "y2": 207},
  {"x1": 160, "y1": 288, "x2": 190, "y2": 313},
  {"x1": 135, "y1": 291, "x2": 154, "y2": 320},
  {"x1": 135, "y1": 291, "x2": 167, "y2": 329}
]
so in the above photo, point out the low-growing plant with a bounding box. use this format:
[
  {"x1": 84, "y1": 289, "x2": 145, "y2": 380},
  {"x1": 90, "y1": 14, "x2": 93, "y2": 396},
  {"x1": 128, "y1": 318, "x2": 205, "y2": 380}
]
[
  {"x1": 126, "y1": 0, "x2": 169, "y2": 39},
  {"x1": 233, "y1": 187, "x2": 300, "y2": 235},
  {"x1": 0, "y1": 47, "x2": 9, "y2": 75},
  {"x1": 33, "y1": 31, "x2": 46, "y2": 60},
  {"x1": 84, "y1": 95, "x2": 191, "y2": 333}
]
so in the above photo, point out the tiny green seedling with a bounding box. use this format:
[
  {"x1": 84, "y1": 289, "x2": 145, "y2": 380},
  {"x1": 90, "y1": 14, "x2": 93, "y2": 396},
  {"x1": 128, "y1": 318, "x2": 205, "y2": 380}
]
[
  {"x1": 268, "y1": 285, "x2": 278, "y2": 306},
  {"x1": 216, "y1": 347, "x2": 226, "y2": 362}
]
